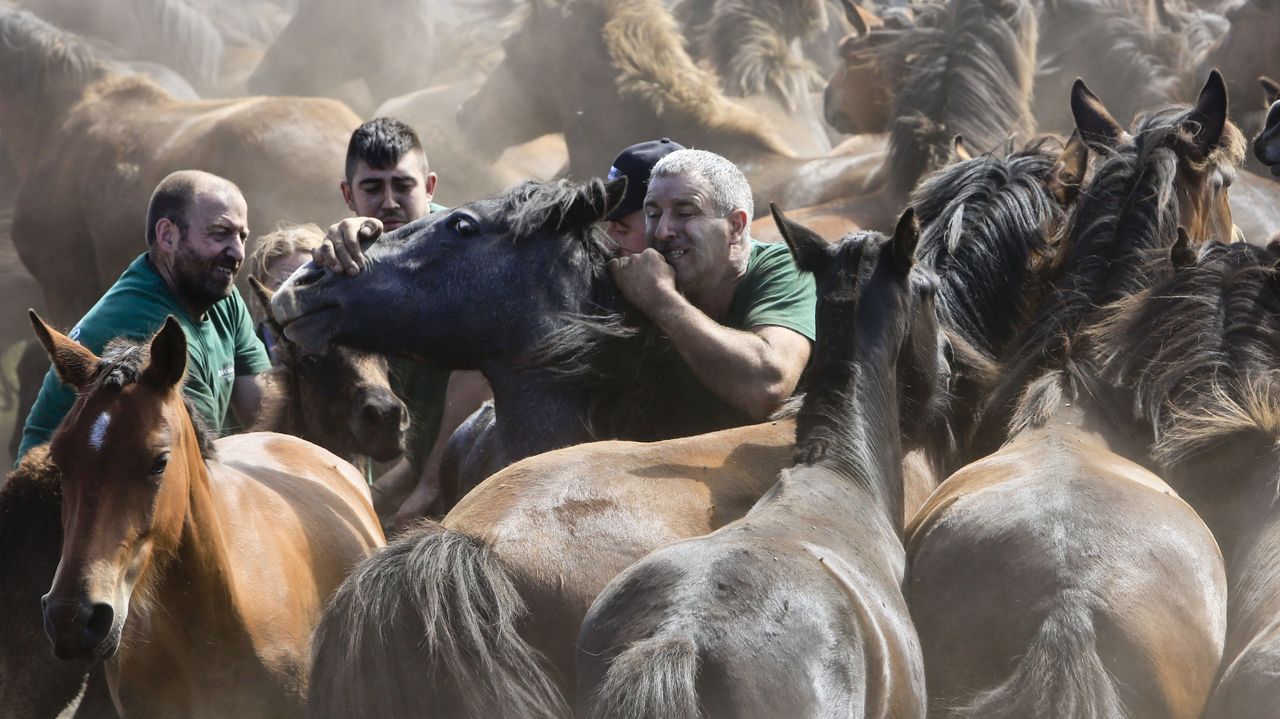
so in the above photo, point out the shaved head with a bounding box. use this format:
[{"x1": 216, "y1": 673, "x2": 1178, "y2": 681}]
[{"x1": 146, "y1": 170, "x2": 243, "y2": 247}]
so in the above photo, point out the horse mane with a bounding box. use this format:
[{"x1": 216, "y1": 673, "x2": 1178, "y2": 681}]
[
  {"x1": 93, "y1": 337, "x2": 218, "y2": 460},
  {"x1": 0, "y1": 7, "x2": 110, "y2": 102},
  {"x1": 985, "y1": 105, "x2": 1244, "y2": 426},
  {"x1": 1089, "y1": 242, "x2": 1280, "y2": 467},
  {"x1": 690, "y1": 0, "x2": 826, "y2": 111},
  {"x1": 910, "y1": 140, "x2": 1063, "y2": 360},
  {"x1": 885, "y1": 0, "x2": 1038, "y2": 197},
  {"x1": 596, "y1": 0, "x2": 792, "y2": 155}
]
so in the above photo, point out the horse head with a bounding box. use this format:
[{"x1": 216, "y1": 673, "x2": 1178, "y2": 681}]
[
  {"x1": 271, "y1": 177, "x2": 627, "y2": 371},
  {"x1": 250, "y1": 278, "x2": 406, "y2": 462},
  {"x1": 1254, "y1": 77, "x2": 1280, "y2": 173},
  {"x1": 774, "y1": 205, "x2": 952, "y2": 452},
  {"x1": 32, "y1": 313, "x2": 199, "y2": 662},
  {"x1": 821, "y1": 5, "x2": 913, "y2": 135}
]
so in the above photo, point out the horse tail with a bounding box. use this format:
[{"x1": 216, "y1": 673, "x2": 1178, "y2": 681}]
[
  {"x1": 307, "y1": 521, "x2": 569, "y2": 719},
  {"x1": 586, "y1": 636, "x2": 704, "y2": 719},
  {"x1": 952, "y1": 599, "x2": 1125, "y2": 719}
]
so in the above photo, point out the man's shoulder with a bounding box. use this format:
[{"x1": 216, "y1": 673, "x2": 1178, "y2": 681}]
[{"x1": 71, "y1": 255, "x2": 185, "y2": 350}]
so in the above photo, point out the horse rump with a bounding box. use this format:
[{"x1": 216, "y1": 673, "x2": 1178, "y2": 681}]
[
  {"x1": 307, "y1": 520, "x2": 568, "y2": 719},
  {"x1": 584, "y1": 636, "x2": 703, "y2": 719},
  {"x1": 950, "y1": 600, "x2": 1125, "y2": 719}
]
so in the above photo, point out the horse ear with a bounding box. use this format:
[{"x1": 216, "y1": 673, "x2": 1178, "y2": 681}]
[
  {"x1": 1048, "y1": 131, "x2": 1089, "y2": 206},
  {"x1": 1186, "y1": 69, "x2": 1228, "y2": 154},
  {"x1": 561, "y1": 178, "x2": 625, "y2": 231},
  {"x1": 602, "y1": 176, "x2": 628, "y2": 218},
  {"x1": 1170, "y1": 227, "x2": 1195, "y2": 269},
  {"x1": 1071, "y1": 78, "x2": 1125, "y2": 147},
  {"x1": 951, "y1": 135, "x2": 972, "y2": 162},
  {"x1": 891, "y1": 208, "x2": 919, "y2": 274},
  {"x1": 1260, "y1": 76, "x2": 1280, "y2": 107},
  {"x1": 770, "y1": 203, "x2": 833, "y2": 275},
  {"x1": 29, "y1": 310, "x2": 99, "y2": 389},
  {"x1": 142, "y1": 317, "x2": 188, "y2": 392},
  {"x1": 248, "y1": 277, "x2": 285, "y2": 341},
  {"x1": 840, "y1": 0, "x2": 882, "y2": 36}
]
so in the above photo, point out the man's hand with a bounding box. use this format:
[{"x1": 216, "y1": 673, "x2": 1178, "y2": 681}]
[
  {"x1": 608, "y1": 248, "x2": 679, "y2": 312},
  {"x1": 314, "y1": 217, "x2": 382, "y2": 276}
]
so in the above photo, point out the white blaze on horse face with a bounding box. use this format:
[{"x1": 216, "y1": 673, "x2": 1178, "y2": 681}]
[{"x1": 89, "y1": 412, "x2": 111, "y2": 452}]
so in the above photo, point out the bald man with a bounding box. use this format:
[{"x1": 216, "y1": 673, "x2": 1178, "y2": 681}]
[{"x1": 18, "y1": 170, "x2": 271, "y2": 459}]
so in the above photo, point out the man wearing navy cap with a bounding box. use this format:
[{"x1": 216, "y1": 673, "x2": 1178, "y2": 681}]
[{"x1": 604, "y1": 138, "x2": 685, "y2": 256}]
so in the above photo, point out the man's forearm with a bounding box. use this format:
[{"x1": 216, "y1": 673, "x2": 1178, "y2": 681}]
[{"x1": 646, "y1": 292, "x2": 793, "y2": 420}]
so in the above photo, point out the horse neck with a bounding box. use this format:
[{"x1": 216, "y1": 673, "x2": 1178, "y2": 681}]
[
  {"x1": 482, "y1": 370, "x2": 596, "y2": 463},
  {"x1": 794, "y1": 323, "x2": 907, "y2": 533}
]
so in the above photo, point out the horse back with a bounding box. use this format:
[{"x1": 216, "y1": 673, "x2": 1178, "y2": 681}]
[
  {"x1": 208, "y1": 432, "x2": 384, "y2": 613},
  {"x1": 906, "y1": 427, "x2": 1227, "y2": 718}
]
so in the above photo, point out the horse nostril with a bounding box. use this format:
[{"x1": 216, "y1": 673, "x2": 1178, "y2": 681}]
[{"x1": 82, "y1": 603, "x2": 114, "y2": 649}]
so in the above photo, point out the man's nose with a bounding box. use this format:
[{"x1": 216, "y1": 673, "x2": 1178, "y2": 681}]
[
  {"x1": 653, "y1": 213, "x2": 675, "y2": 242},
  {"x1": 227, "y1": 237, "x2": 246, "y2": 262},
  {"x1": 380, "y1": 188, "x2": 400, "y2": 209}
]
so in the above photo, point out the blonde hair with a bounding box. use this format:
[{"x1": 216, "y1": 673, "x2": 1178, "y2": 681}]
[{"x1": 245, "y1": 223, "x2": 324, "y2": 321}]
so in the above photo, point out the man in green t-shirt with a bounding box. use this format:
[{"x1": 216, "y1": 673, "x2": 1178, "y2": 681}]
[
  {"x1": 319, "y1": 118, "x2": 491, "y2": 521},
  {"x1": 608, "y1": 148, "x2": 816, "y2": 424},
  {"x1": 18, "y1": 170, "x2": 272, "y2": 459}
]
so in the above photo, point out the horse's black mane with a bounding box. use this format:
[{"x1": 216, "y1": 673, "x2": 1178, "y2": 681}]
[
  {"x1": 1091, "y1": 242, "x2": 1280, "y2": 466},
  {"x1": 0, "y1": 7, "x2": 108, "y2": 95},
  {"x1": 502, "y1": 180, "x2": 668, "y2": 438},
  {"x1": 884, "y1": 0, "x2": 1037, "y2": 196},
  {"x1": 984, "y1": 104, "x2": 1244, "y2": 433},
  {"x1": 911, "y1": 141, "x2": 1063, "y2": 359},
  {"x1": 93, "y1": 337, "x2": 218, "y2": 460}
]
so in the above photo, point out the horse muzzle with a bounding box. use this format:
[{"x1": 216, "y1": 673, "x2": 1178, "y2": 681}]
[
  {"x1": 41, "y1": 593, "x2": 122, "y2": 661},
  {"x1": 349, "y1": 389, "x2": 408, "y2": 462}
]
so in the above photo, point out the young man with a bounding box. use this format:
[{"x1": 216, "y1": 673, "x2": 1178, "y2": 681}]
[
  {"x1": 321, "y1": 118, "x2": 491, "y2": 522},
  {"x1": 19, "y1": 170, "x2": 271, "y2": 458},
  {"x1": 609, "y1": 149, "x2": 816, "y2": 423},
  {"x1": 603, "y1": 138, "x2": 686, "y2": 256}
]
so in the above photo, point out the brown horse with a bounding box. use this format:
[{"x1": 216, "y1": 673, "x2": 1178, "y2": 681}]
[
  {"x1": 32, "y1": 314, "x2": 383, "y2": 717},
  {"x1": 0, "y1": 8, "x2": 360, "y2": 329},
  {"x1": 303, "y1": 138, "x2": 1085, "y2": 716},
  {"x1": 458, "y1": 0, "x2": 888, "y2": 218},
  {"x1": 1090, "y1": 241, "x2": 1280, "y2": 718},
  {"x1": 578, "y1": 208, "x2": 949, "y2": 717},
  {"x1": 905, "y1": 76, "x2": 1240, "y2": 719}
]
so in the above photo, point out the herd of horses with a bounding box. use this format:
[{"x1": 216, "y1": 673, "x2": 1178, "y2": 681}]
[{"x1": 3, "y1": 0, "x2": 1280, "y2": 716}]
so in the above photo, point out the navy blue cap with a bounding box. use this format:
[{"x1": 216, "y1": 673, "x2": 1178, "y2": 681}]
[{"x1": 605, "y1": 138, "x2": 686, "y2": 221}]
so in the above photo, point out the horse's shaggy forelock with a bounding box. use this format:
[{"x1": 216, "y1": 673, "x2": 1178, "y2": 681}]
[
  {"x1": 0, "y1": 7, "x2": 108, "y2": 96},
  {"x1": 694, "y1": 0, "x2": 826, "y2": 110},
  {"x1": 1089, "y1": 242, "x2": 1280, "y2": 467},
  {"x1": 911, "y1": 143, "x2": 1062, "y2": 359},
  {"x1": 595, "y1": 0, "x2": 791, "y2": 154},
  {"x1": 885, "y1": 0, "x2": 1038, "y2": 195},
  {"x1": 92, "y1": 336, "x2": 217, "y2": 460}
]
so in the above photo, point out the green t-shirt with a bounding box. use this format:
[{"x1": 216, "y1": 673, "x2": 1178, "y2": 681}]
[
  {"x1": 18, "y1": 253, "x2": 271, "y2": 459},
  {"x1": 646, "y1": 239, "x2": 817, "y2": 437}
]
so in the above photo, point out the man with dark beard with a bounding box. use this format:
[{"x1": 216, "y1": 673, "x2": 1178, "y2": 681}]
[{"x1": 18, "y1": 170, "x2": 271, "y2": 459}]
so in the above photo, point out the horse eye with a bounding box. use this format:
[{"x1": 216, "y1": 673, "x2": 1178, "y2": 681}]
[
  {"x1": 149, "y1": 453, "x2": 170, "y2": 476},
  {"x1": 450, "y1": 215, "x2": 478, "y2": 237}
]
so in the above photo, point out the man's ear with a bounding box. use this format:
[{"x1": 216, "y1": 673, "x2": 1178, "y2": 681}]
[
  {"x1": 30, "y1": 310, "x2": 99, "y2": 389},
  {"x1": 155, "y1": 217, "x2": 181, "y2": 252},
  {"x1": 728, "y1": 208, "x2": 749, "y2": 239},
  {"x1": 424, "y1": 172, "x2": 438, "y2": 200},
  {"x1": 340, "y1": 180, "x2": 356, "y2": 213}
]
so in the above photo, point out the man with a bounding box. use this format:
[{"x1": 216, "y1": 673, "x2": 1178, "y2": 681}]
[
  {"x1": 19, "y1": 170, "x2": 271, "y2": 458},
  {"x1": 603, "y1": 138, "x2": 685, "y2": 256},
  {"x1": 320, "y1": 118, "x2": 490, "y2": 521},
  {"x1": 609, "y1": 149, "x2": 815, "y2": 422}
]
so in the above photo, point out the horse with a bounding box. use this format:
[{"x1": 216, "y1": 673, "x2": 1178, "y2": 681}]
[
  {"x1": 248, "y1": 278, "x2": 407, "y2": 467},
  {"x1": 20, "y1": 0, "x2": 225, "y2": 93},
  {"x1": 1089, "y1": 240, "x2": 1280, "y2": 718},
  {"x1": 755, "y1": 0, "x2": 1040, "y2": 240},
  {"x1": 904, "y1": 75, "x2": 1240, "y2": 719},
  {"x1": 1198, "y1": 0, "x2": 1280, "y2": 137},
  {"x1": 578, "y1": 207, "x2": 950, "y2": 717},
  {"x1": 31, "y1": 313, "x2": 384, "y2": 717},
  {"x1": 300, "y1": 137, "x2": 1086, "y2": 717},
  {"x1": 1256, "y1": 84, "x2": 1280, "y2": 174},
  {"x1": 0, "y1": 7, "x2": 360, "y2": 330},
  {"x1": 457, "y1": 0, "x2": 891, "y2": 219}
]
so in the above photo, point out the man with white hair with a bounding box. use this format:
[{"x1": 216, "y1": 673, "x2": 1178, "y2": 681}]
[{"x1": 609, "y1": 148, "x2": 816, "y2": 423}]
